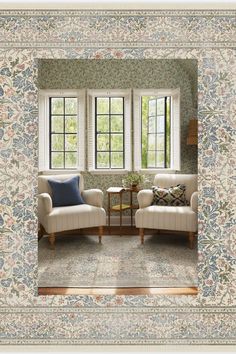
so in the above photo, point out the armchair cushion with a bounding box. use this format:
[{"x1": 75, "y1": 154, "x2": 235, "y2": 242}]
[
  {"x1": 152, "y1": 184, "x2": 187, "y2": 206},
  {"x1": 48, "y1": 176, "x2": 85, "y2": 207}
]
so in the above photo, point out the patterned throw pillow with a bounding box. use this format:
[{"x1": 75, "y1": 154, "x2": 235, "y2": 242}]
[{"x1": 152, "y1": 184, "x2": 187, "y2": 206}]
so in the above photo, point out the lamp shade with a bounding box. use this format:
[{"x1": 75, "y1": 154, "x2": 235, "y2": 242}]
[{"x1": 187, "y1": 119, "x2": 198, "y2": 145}]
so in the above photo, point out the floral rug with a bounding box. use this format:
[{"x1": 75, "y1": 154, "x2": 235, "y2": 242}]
[{"x1": 38, "y1": 234, "x2": 198, "y2": 288}]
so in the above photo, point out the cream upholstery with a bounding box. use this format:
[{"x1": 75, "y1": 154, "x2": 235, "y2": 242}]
[
  {"x1": 135, "y1": 174, "x2": 198, "y2": 247},
  {"x1": 38, "y1": 174, "x2": 106, "y2": 247}
]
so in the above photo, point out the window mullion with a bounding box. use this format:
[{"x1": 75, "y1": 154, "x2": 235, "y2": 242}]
[
  {"x1": 164, "y1": 97, "x2": 167, "y2": 168},
  {"x1": 109, "y1": 97, "x2": 111, "y2": 169},
  {"x1": 63, "y1": 97, "x2": 65, "y2": 169},
  {"x1": 155, "y1": 98, "x2": 157, "y2": 168}
]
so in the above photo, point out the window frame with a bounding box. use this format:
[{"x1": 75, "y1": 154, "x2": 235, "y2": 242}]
[
  {"x1": 133, "y1": 88, "x2": 181, "y2": 173},
  {"x1": 87, "y1": 89, "x2": 132, "y2": 173},
  {"x1": 38, "y1": 89, "x2": 86, "y2": 172}
]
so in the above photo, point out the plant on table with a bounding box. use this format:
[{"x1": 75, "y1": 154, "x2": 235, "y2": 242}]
[{"x1": 122, "y1": 172, "x2": 149, "y2": 189}]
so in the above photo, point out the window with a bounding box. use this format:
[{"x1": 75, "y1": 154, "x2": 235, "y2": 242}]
[
  {"x1": 88, "y1": 90, "x2": 131, "y2": 172},
  {"x1": 39, "y1": 90, "x2": 85, "y2": 171},
  {"x1": 134, "y1": 89, "x2": 180, "y2": 171},
  {"x1": 49, "y1": 97, "x2": 78, "y2": 169}
]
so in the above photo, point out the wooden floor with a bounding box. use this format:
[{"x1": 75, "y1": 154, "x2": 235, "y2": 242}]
[
  {"x1": 38, "y1": 287, "x2": 197, "y2": 296},
  {"x1": 38, "y1": 226, "x2": 198, "y2": 296}
]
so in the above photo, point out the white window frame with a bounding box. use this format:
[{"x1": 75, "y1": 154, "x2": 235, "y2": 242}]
[
  {"x1": 38, "y1": 89, "x2": 85, "y2": 172},
  {"x1": 87, "y1": 89, "x2": 132, "y2": 174},
  {"x1": 133, "y1": 88, "x2": 181, "y2": 173}
]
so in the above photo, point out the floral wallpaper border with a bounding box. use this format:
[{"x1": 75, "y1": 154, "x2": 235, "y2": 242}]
[{"x1": 0, "y1": 9, "x2": 236, "y2": 344}]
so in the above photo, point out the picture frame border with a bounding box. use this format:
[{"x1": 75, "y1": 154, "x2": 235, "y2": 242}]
[{"x1": 0, "y1": 8, "x2": 236, "y2": 344}]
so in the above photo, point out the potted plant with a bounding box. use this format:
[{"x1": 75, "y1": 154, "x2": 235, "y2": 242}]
[{"x1": 122, "y1": 172, "x2": 149, "y2": 189}]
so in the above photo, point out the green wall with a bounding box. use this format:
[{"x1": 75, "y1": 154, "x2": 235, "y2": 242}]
[{"x1": 38, "y1": 59, "x2": 198, "y2": 210}]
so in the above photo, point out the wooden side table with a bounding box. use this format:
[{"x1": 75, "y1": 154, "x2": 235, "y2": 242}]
[{"x1": 107, "y1": 186, "x2": 140, "y2": 235}]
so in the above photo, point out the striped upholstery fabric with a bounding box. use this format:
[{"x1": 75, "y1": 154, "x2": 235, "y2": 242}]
[
  {"x1": 38, "y1": 173, "x2": 106, "y2": 234},
  {"x1": 135, "y1": 174, "x2": 198, "y2": 233},
  {"x1": 135, "y1": 205, "x2": 197, "y2": 232},
  {"x1": 42, "y1": 204, "x2": 106, "y2": 234}
]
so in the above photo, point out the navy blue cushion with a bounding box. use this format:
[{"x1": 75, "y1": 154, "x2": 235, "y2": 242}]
[{"x1": 48, "y1": 176, "x2": 85, "y2": 207}]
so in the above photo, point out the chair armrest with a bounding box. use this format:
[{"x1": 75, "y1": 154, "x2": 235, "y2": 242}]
[
  {"x1": 38, "y1": 193, "x2": 53, "y2": 214},
  {"x1": 82, "y1": 189, "x2": 104, "y2": 208},
  {"x1": 137, "y1": 189, "x2": 153, "y2": 208},
  {"x1": 190, "y1": 191, "x2": 198, "y2": 213}
]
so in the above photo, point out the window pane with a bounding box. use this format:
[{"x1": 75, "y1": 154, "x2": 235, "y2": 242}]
[
  {"x1": 51, "y1": 152, "x2": 64, "y2": 168},
  {"x1": 149, "y1": 99, "x2": 156, "y2": 116},
  {"x1": 51, "y1": 134, "x2": 64, "y2": 151},
  {"x1": 111, "y1": 134, "x2": 123, "y2": 151},
  {"x1": 111, "y1": 98, "x2": 123, "y2": 114},
  {"x1": 97, "y1": 134, "x2": 109, "y2": 151},
  {"x1": 111, "y1": 152, "x2": 123, "y2": 168},
  {"x1": 157, "y1": 134, "x2": 165, "y2": 150},
  {"x1": 97, "y1": 152, "x2": 109, "y2": 168},
  {"x1": 51, "y1": 98, "x2": 64, "y2": 114},
  {"x1": 65, "y1": 98, "x2": 77, "y2": 115},
  {"x1": 111, "y1": 116, "x2": 123, "y2": 132},
  {"x1": 147, "y1": 151, "x2": 155, "y2": 168},
  {"x1": 156, "y1": 151, "x2": 165, "y2": 167},
  {"x1": 65, "y1": 152, "x2": 77, "y2": 168},
  {"x1": 65, "y1": 116, "x2": 77, "y2": 133},
  {"x1": 148, "y1": 134, "x2": 156, "y2": 150},
  {"x1": 157, "y1": 116, "x2": 165, "y2": 133},
  {"x1": 148, "y1": 116, "x2": 155, "y2": 133},
  {"x1": 157, "y1": 98, "x2": 165, "y2": 115},
  {"x1": 97, "y1": 98, "x2": 109, "y2": 114},
  {"x1": 51, "y1": 116, "x2": 63, "y2": 133},
  {"x1": 65, "y1": 134, "x2": 77, "y2": 151},
  {"x1": 97, "y1": 115, "x2": 109, "y2": 133}
]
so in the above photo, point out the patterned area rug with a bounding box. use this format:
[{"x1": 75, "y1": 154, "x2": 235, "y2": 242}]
[{"x1": 38, "y1": 234, "x2": 198, "y2": 288}]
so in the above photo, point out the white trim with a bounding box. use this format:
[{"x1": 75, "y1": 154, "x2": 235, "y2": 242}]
[
  {"x1": 38, "y1": 89, "x2": 86, "y2": 172},
  {"x1": 78, "y1": 90, "x2": 86, "y2": 171},
  {"x1": 40, "y1": 170, "x2": 83, "y2": 175},
  {"x1": 139, "y1": 168, "x2": 177, "y2": 174},
  {"x1": 133, "y1": 88, "x2": 181, "y2": 172},
  {"x1": 171, "y1": 88, "x2": 181, "y2": 171},
  {"x1": 88, "y1": 169, "x2": 129, "y2": 175},
  {"x1": 87, "y1": 89, "x2": 132, "y2": 172}
]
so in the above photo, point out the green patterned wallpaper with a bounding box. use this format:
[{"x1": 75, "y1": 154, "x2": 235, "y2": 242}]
[{"x1": 38, "y1": 59, "x2": 198, "y2": 210}]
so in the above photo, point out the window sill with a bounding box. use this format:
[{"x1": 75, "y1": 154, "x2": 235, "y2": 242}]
[
  {"x1": 88, "y1": 169, "x2": 128, "y2": 175},
  {"x1": 39, "y1": 169, "x2": 83, "y2": 175},
  {"x1": 138, "y1": 169, "x2": 178, "y2": 174}
]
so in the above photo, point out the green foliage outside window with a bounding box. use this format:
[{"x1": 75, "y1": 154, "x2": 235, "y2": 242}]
[
  {"x1": 96, "y1": 97, "x2": 124, "y2": 169},
  {"x1": 141, "y1": 96, "x2": 171, "y2": 169},
  {"x1": 50, "y1": 97, "x2": 78, "y2": 169}
]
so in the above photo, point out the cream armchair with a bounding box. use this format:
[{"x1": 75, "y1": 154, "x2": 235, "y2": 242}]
[
  {"x1": 38, "y1": 174, "x2": 106, "y2": 249},
  {"x1": 135, "y1": 174, "x2": 198, "y2": 248}
]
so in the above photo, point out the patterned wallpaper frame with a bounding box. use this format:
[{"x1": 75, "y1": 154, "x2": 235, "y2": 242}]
[{"x1": 0, "y1": 9, "x2": 236, "y2": 344}]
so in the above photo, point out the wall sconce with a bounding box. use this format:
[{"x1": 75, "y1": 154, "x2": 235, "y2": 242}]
[{"x1": 187, "y1": 119, "x2": 198, "y2": 145}]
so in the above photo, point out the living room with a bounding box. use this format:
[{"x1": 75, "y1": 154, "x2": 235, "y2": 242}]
[{"x1": 37, "y1": 58, "x2": 198, "y2": 296}]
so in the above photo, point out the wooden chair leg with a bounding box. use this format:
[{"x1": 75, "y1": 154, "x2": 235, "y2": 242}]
[
  {"x1": 49, "y1": 233, "x2": 55, "y2": 250},
  {"x1": 98, "y1": 226, "x2": 103, "y2": 244},
  {"x1": 140, "y1": 228, "x2": 144, "y2": 244},
  {"x1": 188, "y1": 232, "x2": 194, "y2": 249}
]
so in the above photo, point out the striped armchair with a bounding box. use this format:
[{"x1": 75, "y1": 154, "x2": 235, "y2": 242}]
[
  {"x1": 38, "y1": 174, "x2": 106, "y2": 249},
  {"x1": 135, "y1": 174, "x2": 198, "y2": 248}
]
